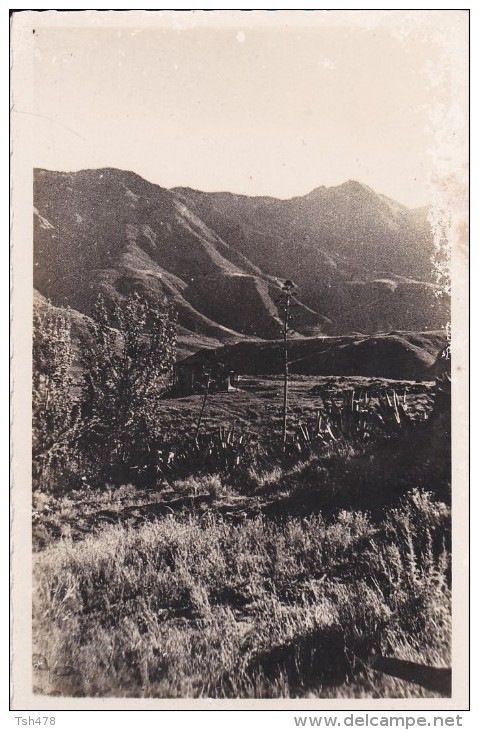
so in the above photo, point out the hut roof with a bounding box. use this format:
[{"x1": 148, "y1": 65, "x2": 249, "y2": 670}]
[{"x1": 175, "y1": 347, "x2": 227, "y2": 368}]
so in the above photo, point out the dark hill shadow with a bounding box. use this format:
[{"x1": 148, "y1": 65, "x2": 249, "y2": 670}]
[
  {"x1": 219, "y1": 625, "x2": 451, "y2": 697},
  {"x1": 368, "y1": 656, "x2": 451, "y2": 696}
]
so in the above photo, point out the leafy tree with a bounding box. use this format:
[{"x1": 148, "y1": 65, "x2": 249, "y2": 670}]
[
  {"x1": 32, "y1": 302, "x2": 81, "y2": 488},
  {"x1": 81, "y1": 293, "x2": 177, "y2": 483}
]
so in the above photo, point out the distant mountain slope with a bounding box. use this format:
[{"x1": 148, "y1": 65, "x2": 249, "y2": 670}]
[
  {"x1": 34, "y1": 168, "x2": 330, "y2": 341},
  {"x1": 174, "y1": 182, "x2": 447, "y2": 333},
  {"x1": 34, "y1": 168, "x2": 448, "y2": 341},
  {"x1": 33, "y1": 289, "x2": 223, "y2": 360}
]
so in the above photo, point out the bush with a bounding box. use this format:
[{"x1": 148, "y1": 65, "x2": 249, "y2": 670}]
[
  {"x1": 156, "y1": 427, "x2": 253, "y2": 480},
  {"x1": 32, "y1": 293, "x2": 178, "y2": 491}
]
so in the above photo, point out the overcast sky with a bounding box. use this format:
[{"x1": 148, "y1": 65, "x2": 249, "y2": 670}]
[{"x1": 24, "y1": 11, "x2": 466, "y2": 208}]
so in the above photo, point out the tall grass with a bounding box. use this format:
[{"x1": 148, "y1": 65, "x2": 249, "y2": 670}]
[{"x1": 33, "y1": 490, "x2": 450, "y2": 698}]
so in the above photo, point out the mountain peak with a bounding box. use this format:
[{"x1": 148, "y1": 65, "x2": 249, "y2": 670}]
[
  {"x1": 304, "y1": 180, "x2": 376, "y2": 200},
  {"x1": 334, "y1": 180, "x2": 376, "y2": 196}
]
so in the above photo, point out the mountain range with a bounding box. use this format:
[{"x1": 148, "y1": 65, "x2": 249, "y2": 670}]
[{"x1": 33, "y1": 168, "x2": 448, "y2": 357}]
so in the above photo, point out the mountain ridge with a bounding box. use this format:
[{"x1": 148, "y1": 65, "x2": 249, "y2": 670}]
[{"x1": 33, "y1": 167, "x2": 448, "y2": 351}]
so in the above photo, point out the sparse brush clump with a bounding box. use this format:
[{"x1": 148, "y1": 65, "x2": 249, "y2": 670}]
[
  {"x1": 156, "y1": 427, "x2": 254, "y2": 481},
  {"x1": 290, "y1": 388, "x2": 426, "y2": 457},
  {"x1": 33, "y1": 490, "x2": 450, "y2": 699}
]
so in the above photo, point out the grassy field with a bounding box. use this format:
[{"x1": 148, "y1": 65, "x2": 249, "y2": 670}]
[
  {"x1": 159, "y1": 374, "x2": 436, "y2": 440},
  {"x1": 32, "y1": 375, "x2": 451, "y2": 699}
]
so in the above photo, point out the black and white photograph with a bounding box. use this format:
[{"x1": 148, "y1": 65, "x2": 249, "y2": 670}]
[{"x1": 10, "y1": 8, "x2": 469, "y2": 709}]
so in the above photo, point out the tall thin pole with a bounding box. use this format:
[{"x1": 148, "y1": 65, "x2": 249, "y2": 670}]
[
  {"x1": 281, "y1": 289, "x2": 291, "y2": 450},
  {"x1": 195, "y1": 372, "x2": 211, "y2": 441}
]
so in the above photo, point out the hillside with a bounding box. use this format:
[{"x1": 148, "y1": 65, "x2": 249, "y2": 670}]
[
  {"x1": 33, "y1": 168, "x2": 328, "y2": 348},
  {"x1": 33, "y1": 168, "x2": 448, "y2": 348},
  {"x1": 177, "y1": 331, "x2": 447, "y2": 381},
  {"x1": 173, "y1": 181, "x2": 447, "y2": 333}
]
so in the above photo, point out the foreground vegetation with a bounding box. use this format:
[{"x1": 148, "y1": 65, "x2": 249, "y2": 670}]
[
  {"x1": 32, "y1": 381, "x2": 451, "y2": 699},
  {"x1": 33, "y1": 489, "x2": 450, "y2": 698}
]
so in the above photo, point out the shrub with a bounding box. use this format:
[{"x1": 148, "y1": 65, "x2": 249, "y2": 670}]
[
  {"x1": 79, "y1": 293, "x2": 177, "y2": 485},
  {"x1": 154, "y1": 427, "x2": 254, "y2": 481},
  {"x1": 290, "y1": 388, "x2": 425, "y2": 460}
]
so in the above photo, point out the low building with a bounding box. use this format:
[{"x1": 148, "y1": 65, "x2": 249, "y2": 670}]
[{"x1": 173, "y1": 350, "x2": 239, "y2": 395}]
